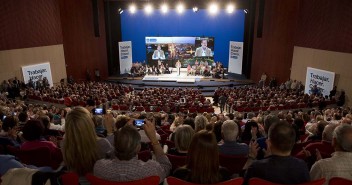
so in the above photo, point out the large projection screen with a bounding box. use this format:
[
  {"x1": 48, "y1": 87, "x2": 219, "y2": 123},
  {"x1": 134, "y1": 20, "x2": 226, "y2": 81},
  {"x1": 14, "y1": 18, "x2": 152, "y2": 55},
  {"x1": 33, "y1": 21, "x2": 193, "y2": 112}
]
[{"x1": 145, "y1": 36, "x2": 214, "y2": 68}]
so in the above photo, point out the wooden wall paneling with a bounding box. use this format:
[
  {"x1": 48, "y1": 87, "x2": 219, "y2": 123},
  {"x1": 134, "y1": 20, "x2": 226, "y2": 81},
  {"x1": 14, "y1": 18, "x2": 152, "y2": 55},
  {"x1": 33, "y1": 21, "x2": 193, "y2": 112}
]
[
  {"x1": 59, "y1": 0, "x2": 108, "y2": 81},
  {"x1": 250, "y1": 0, "x2": 300, "y2": 84}
]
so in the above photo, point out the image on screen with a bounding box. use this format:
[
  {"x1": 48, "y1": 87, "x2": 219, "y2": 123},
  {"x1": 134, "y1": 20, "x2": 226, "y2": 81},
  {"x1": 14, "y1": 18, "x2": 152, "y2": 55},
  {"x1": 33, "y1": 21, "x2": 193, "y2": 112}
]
[{"x1": 145, "y1": 37, "x2": 214, "y2": 68}]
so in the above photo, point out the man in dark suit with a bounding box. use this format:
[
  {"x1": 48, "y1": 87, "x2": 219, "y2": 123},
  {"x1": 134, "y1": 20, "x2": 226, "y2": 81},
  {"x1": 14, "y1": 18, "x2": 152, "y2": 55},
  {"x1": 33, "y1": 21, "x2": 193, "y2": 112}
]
[{"x1": 218, "y1": 94, "x2": 227, "y2": 113}]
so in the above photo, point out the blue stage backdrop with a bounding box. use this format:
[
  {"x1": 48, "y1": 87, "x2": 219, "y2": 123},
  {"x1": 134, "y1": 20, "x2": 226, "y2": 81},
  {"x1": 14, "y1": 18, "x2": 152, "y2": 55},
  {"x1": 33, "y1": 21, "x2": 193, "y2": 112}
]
[{"x1": 121, "y1": 9, "x2": 245, "y2": 68}]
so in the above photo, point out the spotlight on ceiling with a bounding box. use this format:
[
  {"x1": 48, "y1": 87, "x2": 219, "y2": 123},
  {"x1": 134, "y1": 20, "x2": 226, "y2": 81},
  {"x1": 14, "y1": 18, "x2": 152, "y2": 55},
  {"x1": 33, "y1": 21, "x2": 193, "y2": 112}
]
[
  {"x1": 244, "y1": 9, "x2": 248, "y2": 14},
  {"x1": 118, "y1": 8, "x2": 124, "y2": 14},
  {"x1": 192, "y1": 6, "x2": 199, "y2": 12},
  {"x1": 129, "y1": 4, "x2": 136, "y2": 14},
  {"x1": 208, "y1": 2, "x2": 219, "y2": 15},
  {"x1": 161, "y1": 3, "x2": 169, "y2": 14},
  {"x1": 226, "y1": 4, "x2": 235, "y2": 14},
  {"x1": 176, "y1": 3, "x2": 185, "y2": 14},
  {"x1": 144, "y1": 4, "x2": 153, "y2": 14}
]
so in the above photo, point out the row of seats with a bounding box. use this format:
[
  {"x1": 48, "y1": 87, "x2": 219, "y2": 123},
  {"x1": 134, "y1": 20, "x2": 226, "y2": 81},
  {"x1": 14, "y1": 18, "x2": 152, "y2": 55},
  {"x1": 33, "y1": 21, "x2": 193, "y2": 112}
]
[{"x1": 61, "y1": 173, "x2": 352, "y2": 185}]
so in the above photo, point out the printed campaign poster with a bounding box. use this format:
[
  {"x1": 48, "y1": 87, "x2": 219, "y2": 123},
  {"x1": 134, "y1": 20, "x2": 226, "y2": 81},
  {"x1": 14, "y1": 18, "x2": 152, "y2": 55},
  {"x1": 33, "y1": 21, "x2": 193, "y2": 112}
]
[
  {"x1": 304, "y1": 67, "x2": 335, "y2": 96},
  {"x1": 228, "y1": 41, "x2": 243, "y2": 74},
  {"x1": 22, "y1": 62, "x2": 53, "y2": 87},
  {"x1": 119, "y1": 41, "x2": 133, "y2": 74}
]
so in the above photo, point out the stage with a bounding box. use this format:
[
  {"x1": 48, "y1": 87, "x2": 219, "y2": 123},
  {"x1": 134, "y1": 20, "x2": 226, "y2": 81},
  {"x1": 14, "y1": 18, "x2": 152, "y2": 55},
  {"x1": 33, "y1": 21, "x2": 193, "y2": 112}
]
[{"x1": 106, "y1": 68, "x2": 254, "y2": 96}]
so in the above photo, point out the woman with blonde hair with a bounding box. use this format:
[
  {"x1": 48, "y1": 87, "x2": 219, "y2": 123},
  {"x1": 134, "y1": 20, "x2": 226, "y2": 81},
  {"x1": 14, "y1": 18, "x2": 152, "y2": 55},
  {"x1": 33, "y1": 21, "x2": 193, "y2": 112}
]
[
  {"x1": 170, "y1": 116, "x2": 183, "y2": 132},
  {"x1": 63, "y1": 107, "x2": 113, "y2": 177},
  {"x1": 194, "y1": 115, "x2": 208, "y2": 132},
  {"x1": 168, "y1": 125, "x2": 195, "y2": 156}
]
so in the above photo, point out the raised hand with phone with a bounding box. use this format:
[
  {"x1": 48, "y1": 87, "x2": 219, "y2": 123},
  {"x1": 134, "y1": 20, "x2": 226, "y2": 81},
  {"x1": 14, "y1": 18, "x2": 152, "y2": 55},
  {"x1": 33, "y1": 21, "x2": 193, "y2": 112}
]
[{"x1": 143, "y1": 119, "x2": 165, "y2": 157}]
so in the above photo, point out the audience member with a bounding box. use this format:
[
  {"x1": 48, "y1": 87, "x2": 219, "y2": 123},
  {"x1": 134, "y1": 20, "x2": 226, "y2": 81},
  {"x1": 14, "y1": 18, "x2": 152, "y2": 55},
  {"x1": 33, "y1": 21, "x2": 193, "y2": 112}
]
[
  {"x1": 310, "y1": 124, "x2": 352, "y2": 184},
  {"x1": 62, "y1": 107, "x2": 113, "y2": 178},
  {"x1": 0, "y1": 116, "x2": 21, "y2": 147},
  {"x1": 94, "y1": 122, "x2": 171, "y2": 183},
  {"x1": 173, "y1": 130, "x2": 230, "y2": 184},
  {"x1": 244, "y1": 121, "x2": 310, "y2": 185},
  {"x1": 218, "y1": 120, "x2": 248, "y2": 156},
  {"x1": 168, "y1": 125, "x2": 195, "y2": 156}
]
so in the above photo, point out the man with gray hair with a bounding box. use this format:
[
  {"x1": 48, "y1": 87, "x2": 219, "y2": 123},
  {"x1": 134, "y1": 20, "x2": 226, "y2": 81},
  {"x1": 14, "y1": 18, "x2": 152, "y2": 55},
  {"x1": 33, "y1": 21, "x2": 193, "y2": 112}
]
[
  {"x1": 219, "y1": 120, "x2": 249, "y2": 156},
  {"x1": 310, "y1": 124, "x2": 352, "y2": 184}
]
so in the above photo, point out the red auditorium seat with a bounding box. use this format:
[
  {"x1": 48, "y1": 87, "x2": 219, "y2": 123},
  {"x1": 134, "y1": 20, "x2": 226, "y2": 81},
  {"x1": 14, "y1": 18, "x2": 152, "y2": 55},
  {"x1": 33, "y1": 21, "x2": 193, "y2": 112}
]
[
  {"x1": 164, "y1": 140, "x2": 175, "y2": 149},
  {"x1": 329, "y1": 177, "x2": 352, "y2": 185},
  {"x1": 167, "y1": 154, "x2": 187, "y2": 172},
  {"x1": 61, "y1": 172, "x2": 79, "y2": 185},
  {"x1": 249, "y1": 178, "x2": 325, "y2": 185},
  {"x1": 219, "y1": 154, "x2": 247, "y2": 175},
  {"x1": 86, "y1": 174, "x2": 160, "y2": 185},
  {"x1": 137, "y1": 150, "x2": 152, "y2": 162},
  {"x1": 7, "y1": 146, "x2": 62, "y2": 169},
  {"x1": 167, "y1": 176, "x2": 244, "y2": 185}
]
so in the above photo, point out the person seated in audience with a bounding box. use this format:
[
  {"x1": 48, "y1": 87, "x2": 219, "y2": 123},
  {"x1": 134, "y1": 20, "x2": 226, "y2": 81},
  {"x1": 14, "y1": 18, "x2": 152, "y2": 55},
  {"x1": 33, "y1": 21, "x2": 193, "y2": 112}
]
[
  {"x1": 173, "y1": 130, "x2": 230, "y2": 184},
  {"x1": 39, "y1": 115, "x2": 62, "y2": 138},
  {"x1": 306, "y1": 121, "x2": 328, "y2": 142},
  {"x1": 194, "y1": 115, "x2": 208, "y2": 132},
  {"x1": 170, "y1": 116, "x2": 183, "y2": 132},
  {"x1": 168, "y1": 125, "x2": 195, "y2": 156},
  {"x1": 62, "y1": 107, "x2": 114, "y2": 180},
  {"x1": 310, "y1": 124, "x2": 352, "y2": 184},
  {"x1": 241, "y1": 121, "x2": 263, "y2": 143},
  {"x1": 17, "y1": 112, "x2": 28, "y2": 130},
  {"x1": 244, "y1": 121, "x2": 310, "y2": 185},
  {"x1": 21, "y1": 119, "x2": 62, "y2": 162},
  {"x1": 218, "y1": 120, "x2": 249, "y2": 156},
  {"x1": 0, "y1": 116, "x2": 21, "y2": 147},
  {"x1": 92, "y1": 115, "x2": 106, "y2": 137},
  {"x1": 94, "y1": 122, "x2": 171, "y2": 183},
  {"x1": 295, "y1": 123, "x2": 337, "y2": 166}
]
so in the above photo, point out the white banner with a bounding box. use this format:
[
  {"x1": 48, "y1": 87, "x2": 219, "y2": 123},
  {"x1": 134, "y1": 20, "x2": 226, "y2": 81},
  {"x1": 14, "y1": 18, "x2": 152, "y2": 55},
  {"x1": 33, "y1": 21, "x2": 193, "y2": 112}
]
[
  {"x1": 304, "y1": 67, "x2": 335, "y2": 96},
  {"x1": 22, "y1": 62, "x2": 53, "y2": 87},
  {"x1": 119, "y1": 41, "x2": 133, "y2": 74},
  {"x1": 228, "y1": 41, "x2": 243, "y2": 74},
  {"x1": 145, "y1": 37, "x2": 195, "y2": 44}
]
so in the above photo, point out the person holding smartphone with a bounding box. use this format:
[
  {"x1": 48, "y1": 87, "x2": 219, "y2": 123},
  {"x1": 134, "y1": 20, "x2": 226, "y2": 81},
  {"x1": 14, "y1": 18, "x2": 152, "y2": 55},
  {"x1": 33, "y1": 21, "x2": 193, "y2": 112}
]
[{"x1": 93, "y1": 120, "x2": 171, "y2": 183}]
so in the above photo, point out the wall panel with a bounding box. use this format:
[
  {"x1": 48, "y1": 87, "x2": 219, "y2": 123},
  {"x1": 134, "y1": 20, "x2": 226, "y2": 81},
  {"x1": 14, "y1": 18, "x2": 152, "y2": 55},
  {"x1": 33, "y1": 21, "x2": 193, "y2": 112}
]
[
  {"x1": 250, "y1": 0, "x2": 300, "y2": 83},
  {"x1": 59, "y1": 0, "x2": 108, "y2": 81},
  {"x1": 0, "y1": 45, "x2": 67, "y2": 85},
  {"x1": 291, "y1": 46, "x2": 352, "y2": 106},
  {"x1": 0, "y1": 0, "x2": 63, "y2": 50},
  {"x1": 295, "y1": 0, "x2": 352, "y2": 53}
]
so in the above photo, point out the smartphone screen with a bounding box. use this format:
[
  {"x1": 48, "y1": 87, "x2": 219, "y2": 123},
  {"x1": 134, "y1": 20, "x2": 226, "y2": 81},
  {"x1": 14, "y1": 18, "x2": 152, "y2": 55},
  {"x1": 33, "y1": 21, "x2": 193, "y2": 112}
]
[
  {"x1": 94, "y1": 108, "x2": 104, "y2": 115},
  {"x1": 134, "y1": 119, "x2": 145, "y2": 127}
]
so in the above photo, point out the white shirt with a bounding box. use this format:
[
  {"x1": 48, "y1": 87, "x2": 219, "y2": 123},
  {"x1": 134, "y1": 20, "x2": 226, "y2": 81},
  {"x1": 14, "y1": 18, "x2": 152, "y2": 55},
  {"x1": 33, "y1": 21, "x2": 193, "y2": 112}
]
[{"x1": 310, "y1": 152, "x2": 352, "y2": 185}]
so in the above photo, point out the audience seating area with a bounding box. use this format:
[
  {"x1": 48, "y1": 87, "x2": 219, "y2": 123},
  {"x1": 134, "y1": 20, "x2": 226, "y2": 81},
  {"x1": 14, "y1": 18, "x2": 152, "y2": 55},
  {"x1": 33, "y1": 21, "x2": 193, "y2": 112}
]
[{"x1": 0, "y1": 79, "x2": 351, "y2": 185}]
